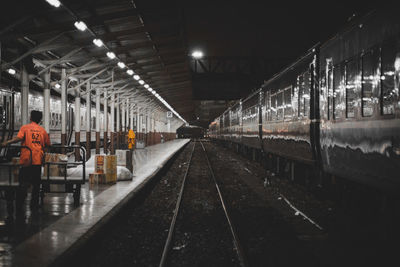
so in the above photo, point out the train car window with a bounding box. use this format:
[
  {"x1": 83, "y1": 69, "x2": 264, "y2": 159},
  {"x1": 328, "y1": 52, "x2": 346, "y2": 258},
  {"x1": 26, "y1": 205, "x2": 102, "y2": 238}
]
[
  {"x1": 0, "y1": 106, "x2": 3, "y2": 124},
  {"x1": 333, "y1": 64, "x2": 344, "y2": 119},
  {"x1": 303, "y1": 71, "x2": 310, "y2": 118},
  {"x1": 381, "y1": 40, "x2": 398, "y2": 115},
  {"x1": 265, "y1": 91, "x2": 271, "y2": 121},
  {"x1": 277, "y1": 91, "x2": 284, "y2": 121},
  {"x1": 345, "y1": 59, "x2": 358, "y2": 118},
  {"x1": 361, "y1": 50, "x2": 379, "y2": 117},
  {"x1": 327, "y1": 61, "x2": 334, "y2": 120},
  {"x1": 298, "y1": 75, "x2": 304, "y2": 117},
  {"x1": 284, "y1": 87, "x2": 292, "y2": 120},
  {"x1": 271, "y1": 94, "x2": 277, "y2": 121}
]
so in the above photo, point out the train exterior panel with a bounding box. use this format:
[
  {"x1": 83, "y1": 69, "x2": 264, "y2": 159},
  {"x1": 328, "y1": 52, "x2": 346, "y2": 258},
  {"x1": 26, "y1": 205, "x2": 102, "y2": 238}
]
[
  {"x1": 261, "y1": 50, "x2": 318, "y2": 164},
  {"x1": 229, "y1": 101, "x2": 242, "y2": 144},
  {"x1": 319, "y1": 9, "x2": 400, "y2": 192},
  {"x1": 241, "y1": 91, "x2": 262, "y2": 149}
]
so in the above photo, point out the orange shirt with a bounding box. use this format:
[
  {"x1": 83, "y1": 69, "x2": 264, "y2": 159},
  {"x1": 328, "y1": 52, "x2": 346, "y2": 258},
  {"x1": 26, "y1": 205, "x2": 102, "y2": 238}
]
[{"x1": 17, "y1": 122, "x2": 50, "y2": 166}]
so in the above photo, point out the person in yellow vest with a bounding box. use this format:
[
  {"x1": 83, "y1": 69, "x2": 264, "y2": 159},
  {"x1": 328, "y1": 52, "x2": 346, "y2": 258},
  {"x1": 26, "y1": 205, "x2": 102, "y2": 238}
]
[{"x1": 127, "y1": 129, "x2": 135, "y2": 150}]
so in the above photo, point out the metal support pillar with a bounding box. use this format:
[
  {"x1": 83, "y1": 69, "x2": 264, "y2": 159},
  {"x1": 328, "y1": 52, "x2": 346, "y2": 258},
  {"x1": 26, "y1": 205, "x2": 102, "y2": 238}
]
[
  {"x1": 61, "y1": 68, "x2": 67, "y2": 149},
  {"x1": 130, "y1": 104, "x2": 134, "y2": 132},
  {"x1": 103, "y1": 89, "x2": 108, "y2": 154},
  {"x1": 96, "y1": 87, "x2": 100, "y2": 154},
  {"x1": 20, "y1": 64, "x2": 29, "y2": 125},
  {"x1": 43, "y1": 71, "x2": 50, "y2": 132},
  {"x1": 110, "y1": 90, "x2": 115, "y2": 154},
  {"x1": 74, "y1": 86, "x2": 81, "y2": 160},
  {"x1": 116, "y1": 93, "x2": 120, "y2": 149},
  {"x1": 86, "y1": 81, "x2": 91, "y2": 159},
  {"x1": 121, "y1": 97, "x2": 126, "y2": 147}
]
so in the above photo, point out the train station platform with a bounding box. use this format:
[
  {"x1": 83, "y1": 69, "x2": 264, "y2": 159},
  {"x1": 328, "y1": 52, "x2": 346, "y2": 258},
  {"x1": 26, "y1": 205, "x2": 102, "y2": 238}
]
[{"x1": 0, "y1": 139, "x2": 190, "y2": 266}]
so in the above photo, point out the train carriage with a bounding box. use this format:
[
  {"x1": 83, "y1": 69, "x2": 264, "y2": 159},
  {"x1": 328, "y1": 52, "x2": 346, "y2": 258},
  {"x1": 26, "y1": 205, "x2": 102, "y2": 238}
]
[
  {"x1": 318, "y1": 9, "x2": 400, "y2": 192},
  {"x1": 261, "y1": 49, "x2": 319, "y2": 164}
]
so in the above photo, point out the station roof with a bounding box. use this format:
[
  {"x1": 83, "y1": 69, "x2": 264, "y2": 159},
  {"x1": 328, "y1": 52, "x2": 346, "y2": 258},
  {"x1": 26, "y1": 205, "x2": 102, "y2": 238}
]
[{"x1": 0, "y1": 0, "x2": 193, "y2": 122}]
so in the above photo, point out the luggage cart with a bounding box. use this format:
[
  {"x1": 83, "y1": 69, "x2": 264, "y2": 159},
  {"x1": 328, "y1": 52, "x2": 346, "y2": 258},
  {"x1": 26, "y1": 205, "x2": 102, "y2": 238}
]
[
  {"x1": 41, "y1": 145, "x2": 85, "y2": 206},
  {"x1": 0, "y1": 145, "x2": 32, "y2": 220}
]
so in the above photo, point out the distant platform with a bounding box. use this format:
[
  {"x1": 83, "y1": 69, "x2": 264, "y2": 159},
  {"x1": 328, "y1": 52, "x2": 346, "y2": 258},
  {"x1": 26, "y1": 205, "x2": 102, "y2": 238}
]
[{"x1": 0, "y1": 139, "x2": 190, "y2": 266}]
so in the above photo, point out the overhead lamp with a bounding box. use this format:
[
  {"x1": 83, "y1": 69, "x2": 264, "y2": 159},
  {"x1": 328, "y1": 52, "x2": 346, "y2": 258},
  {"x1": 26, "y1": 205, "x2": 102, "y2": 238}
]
[
  {"x1": 7, "y1": 68, "x2": 16, "y2": 75},
  {"x1": 117, "y1": 62, "x2": 126, "y2": 69},
  {"x1": 55, "y1": 83, "x2": 61, "y2": 89},
  {"x1": 133, "y1": 75, "x2": 140, "y2": 80},
  {"x1": 138, "y1": 80, "x2": 145, "y2": 85},
  {"x1": 106, "y1": 52, "x2": 116, "y2": 59},
  {"x1": 147, "y1": 88, "x2": 153, "y2": 92},
  {"x1": 93, "y1": 38, "x2": 104, "y2": 47},
  {"x1": 191, "y1": 50, "x2": 203, "y2": 59},
  {"x1": 144, "y1": 84, "x2": 149, "y2": 89},
  {"x1": 126, "y1": 69, "x2": 134, "y2": 75},
  {"x1": 45, "y1": 0, "x2": 61, "y2": 7},
  {"x1": 152, "y1": 91, "x2": 156, "y2": 95},
  {"x1": 74, "y1": 21, "x2": 87, "y2": 31}
]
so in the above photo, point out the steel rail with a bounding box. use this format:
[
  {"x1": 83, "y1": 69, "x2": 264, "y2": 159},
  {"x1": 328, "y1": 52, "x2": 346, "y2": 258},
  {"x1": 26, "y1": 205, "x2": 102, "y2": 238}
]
[
  {"x1": 200, "y1": 141, "x2": 249, "y2": 267},
  {"x1": 159, "y1": 142, "x2": 196, "y2": 267}
]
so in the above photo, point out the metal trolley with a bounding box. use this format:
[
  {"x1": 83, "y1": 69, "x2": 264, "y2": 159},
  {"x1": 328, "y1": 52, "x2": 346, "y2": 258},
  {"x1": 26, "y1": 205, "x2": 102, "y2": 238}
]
[
  {"x1": 0, "y1": 145, "x2": 32, "y2": 219},
  {"x1": 41, "y1": 145, "x2": 86, "y2": 206}
]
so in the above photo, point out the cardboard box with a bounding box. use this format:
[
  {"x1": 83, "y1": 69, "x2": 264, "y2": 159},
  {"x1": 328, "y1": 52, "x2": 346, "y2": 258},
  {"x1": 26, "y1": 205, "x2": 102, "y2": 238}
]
[
  {"x1": 95, "y1": 155, "x2": 105, "y2": 174},
  {"x1": 89, "y1": 173, "x2": 106, "y2": 184},
  {"x1": 43, "y1": 153, "x2": 68, "y2": 177},
  {"x1": 104, "y1": 155, "x2": 117, "y2": 184}
]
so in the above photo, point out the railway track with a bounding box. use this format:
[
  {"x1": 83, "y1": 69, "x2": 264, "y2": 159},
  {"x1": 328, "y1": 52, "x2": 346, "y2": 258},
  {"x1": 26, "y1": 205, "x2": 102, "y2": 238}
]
[{"x1": 159, "y1": 141, "x2": 248, "y2": 267}]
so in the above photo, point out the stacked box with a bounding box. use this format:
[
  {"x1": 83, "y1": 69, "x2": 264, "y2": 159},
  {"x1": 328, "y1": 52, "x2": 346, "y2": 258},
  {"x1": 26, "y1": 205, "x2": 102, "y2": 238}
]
[
  {"x1": 104, "y1": 155, "x2": 117, "y2": 184},
  {"x1": 43, "y1": 153, "x2": 68, "y2": 177},
  {"x1": 95, "y1": 155, "x2": 105, "y2": 174},
  {"x1": 89, "y1": 173, "x2": 106, "y2": 184}
]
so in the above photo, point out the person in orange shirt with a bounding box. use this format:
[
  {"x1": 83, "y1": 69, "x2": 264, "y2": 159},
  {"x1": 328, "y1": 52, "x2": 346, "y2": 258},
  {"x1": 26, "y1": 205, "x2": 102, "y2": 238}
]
[{"x1": 1, "y1": 110, "x2": 50, "y2": 212}]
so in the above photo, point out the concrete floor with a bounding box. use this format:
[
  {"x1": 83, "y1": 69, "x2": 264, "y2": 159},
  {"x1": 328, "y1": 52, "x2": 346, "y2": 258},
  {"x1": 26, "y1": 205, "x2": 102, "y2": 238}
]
[{"x1": 0, "y1": 139, "x2": 189, "y2": 266}]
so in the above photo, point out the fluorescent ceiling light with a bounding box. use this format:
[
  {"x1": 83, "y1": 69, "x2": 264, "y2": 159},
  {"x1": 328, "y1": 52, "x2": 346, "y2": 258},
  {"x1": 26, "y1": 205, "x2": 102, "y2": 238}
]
[
  {"x1": 126, "y1": 69, "x2": 134, "y2": 75},
  {"x1": 144, "y1": 84, "x2": 149, "y2": 88},
  {"x1": 7, "y1": 68, "x2": 16, "y2": 75},
  {"x1": 74, "y1": 21, "x2": 87, "y2": 31},
  {"x1": 55, "y1": 83, "x2": 61, "y2": 89},
  {"x1": 93, "y1": 38, "x2": 104, "y2": 47},
  {"x1": 191, "y1": 50, "x2": 203, "y2": 59},
  {"x1": 45, "y1": 0, "x2": 61, "y2": 7},
  {"x1": 147, "y1": 88, "x2": 153, "y2": 92},
  {"x1": 133, "y1": 75, "x2": 140, "y2": 80},
  {"x1": 117, "y1": 62, "x2": 126, "y2": 69},
  {"x1": 106, "y1": 52, "x2": 116, "y2": 59},
  {"x1": 138, "y1": 80, "x2": 145, "y2": 85}
]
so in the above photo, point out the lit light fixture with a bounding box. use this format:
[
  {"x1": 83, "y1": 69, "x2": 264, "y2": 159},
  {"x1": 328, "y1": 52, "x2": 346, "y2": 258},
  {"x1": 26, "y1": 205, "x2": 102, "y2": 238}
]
[
  {"x1": 117, "y1": 62, "x2": 126, "y2": 69},
  {"x1": 93, "y1": 38, "x2": 104, "y2": 47},
  {"x1": 106, "y1": 52, "x2": 116, "y2": 59},
  {"x1": 191, "y1": 50, "x2": 203, "y2": 59},
  {"x1": 144, "y1": 84, "x2": 149, "y2": 89},
  {"x1": 126, "y1": 69, "x2": 134, "y2": 75},
  {"x1": 7, "y1": 68, "x2": 16, "y2": 75},
  {"x1": 152, "y1": 91, "x2": 156, "y2": 95},
  {"x1": 133, "y1": 74, "x2": 140, "y2": 80},
  {"x1": 138, "y1": 80, "x2": 145, "y2": 85},
  {"x1": 147, "y1": 88, "x2": 153, "y2": 92},
  {"x1": 74, "y1": 21, "x2": 87, "y2": 31},
  {"x1": 45, "y1": 0, "x2": 61, "y2": 7},
  {"x1": 55, "y1": 83, "x2": 61, "y2": 89}
]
